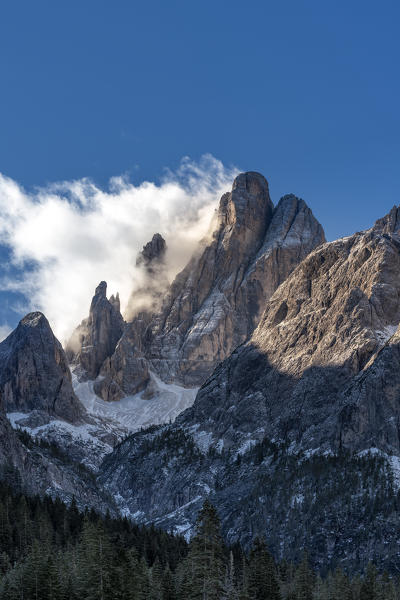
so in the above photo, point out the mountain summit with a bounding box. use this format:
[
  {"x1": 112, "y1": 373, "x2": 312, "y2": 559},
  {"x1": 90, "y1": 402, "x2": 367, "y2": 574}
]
[
  {"x1": 0, "y1": 312, "x2": 85, "y2": 423},
  {"x1": 74, "y1": 171, "x2": 325, "y2": 402}
]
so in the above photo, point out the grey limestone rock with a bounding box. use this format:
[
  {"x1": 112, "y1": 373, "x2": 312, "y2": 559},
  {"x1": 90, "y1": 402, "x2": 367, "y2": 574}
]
[
  {"x1": 66, "y1": 281, "x2": 124, "y2": 379},
  {"x1": 0, "y1": 312, "x2": 85, "y2": 423},
  {"x1": 98, "y1": 172, "x2": 325, "y2": 400}
]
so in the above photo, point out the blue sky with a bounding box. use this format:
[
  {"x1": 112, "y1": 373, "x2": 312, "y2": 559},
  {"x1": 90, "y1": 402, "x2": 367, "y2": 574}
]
[{"x1": 0, "y1": 0, "x2": 399, "y2": 336}]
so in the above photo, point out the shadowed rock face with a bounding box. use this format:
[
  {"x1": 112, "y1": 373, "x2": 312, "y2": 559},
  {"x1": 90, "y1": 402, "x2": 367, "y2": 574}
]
[
  {"x1": 66, "y1": 281, "x2": 124, "y2": 380},
  {"x1": 0, "y1": 407, "x2": 114, "y2": 513},
  {"x1": 0, "y1": 414, "x2": 25, "y2": 468},
  {"x1": 97, "y1": 172, "x2": 325, "y2": 400},
  {"x1": 0, "y1": 312, "x2": 85, "y2": 423}
]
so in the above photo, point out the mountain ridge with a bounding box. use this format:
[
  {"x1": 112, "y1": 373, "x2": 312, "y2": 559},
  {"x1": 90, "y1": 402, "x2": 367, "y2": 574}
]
[{"x1": 1, "y1": 171, "x2": 400, "y2": 571}]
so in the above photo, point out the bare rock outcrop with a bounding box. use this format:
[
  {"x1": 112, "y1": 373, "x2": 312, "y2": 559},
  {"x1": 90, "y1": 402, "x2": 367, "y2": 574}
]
[
  {"x1": 372, "y1": 205, "x2": 400, "y2": 234},
  {"x1": 136, "y1": 232, "x2": 167, "y2": 270},
  {"x1": 182, "y1": 210, "x2": 400, "y2": 453},
  {"x1": 94, "y1": 234, "x2": 168, "y2": 401},
  {"x1": 124, "y1": 233, "x2": 168, "y2": 321},
  {"x1": 98, "y1": 172, "x2": 325, "y2": 400},
  {"x1": 0, "y1": 312, "x2": 85, "y2": 423},
  {"x1": 94, "y1": 318, "x2": 150, "y2": 401},
  {"x1": 66, "y1": 281, "x2": 124, "y2": 379}
]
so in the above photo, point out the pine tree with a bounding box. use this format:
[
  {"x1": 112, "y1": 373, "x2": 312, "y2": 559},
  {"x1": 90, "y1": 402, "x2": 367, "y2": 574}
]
[
  {"x1": 247, "y1": 538, "x2": 280, "y2": 600},
  {"x1": 294, "y1": 553, "x2": 314, "y2": 600},
  {"x1": 0, "y1": 552, "x2": 10, "y2": 578},
  {"x1": 222, "y1": 551, "x2": 238, "y2": 600},
  {"x1": 331, "y1": 567, "x2": 352, "y2": 600},
  {"x1": 161, "y1": 565, "x2": 176, "y2": 600},
  {"x1": 377, "y1": 571, "x2": 397, "y2": 600},
  {"x1": 182, "y1": 500, "x2": 226, "y2": 600},
  {"x1": 150, "y1": 557, "x2": 164, "y2": 599},
  {"x1": 137, "y1": 556, "x2": 151, "y2": 599},
  {"x1": 121, "y1": 547, "x2": 151, "y2": 600},
  {"x1": 238, "y1": 554, "x2": 250, "y2": 600},
  {"x1": 312, "y1": 574, "x2": 329, "y2": 600},
  {"x1": 75, "y1": 518, "x2": 114, "y2": 600},
  {"x1": 360, "y1": 562, "x2": 377, "y2": 600},
  {"x1": 18, "y1": 541, "x2": 56, "y2": 600}
]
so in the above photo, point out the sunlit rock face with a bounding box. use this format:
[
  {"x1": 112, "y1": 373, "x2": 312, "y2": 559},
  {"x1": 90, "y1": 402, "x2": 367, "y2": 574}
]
[
  {"x1": 96, "y1": 172, "x2": 325, "y2": 401},
  {"x1": 184, "y1": 214, "x2": 400, "y2": 454},
  {"x1": 0, "y1": 312, "x2": 85, "y2": 423}
]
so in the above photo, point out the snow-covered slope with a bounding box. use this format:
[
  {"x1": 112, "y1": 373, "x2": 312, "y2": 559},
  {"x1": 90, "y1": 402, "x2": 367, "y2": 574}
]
[
  {"x1": 73, "y1": 370, "x2": 198, "y2": 432},
  {"x1": 7, "y1": 369, "x2": 198, "y2": 472}
]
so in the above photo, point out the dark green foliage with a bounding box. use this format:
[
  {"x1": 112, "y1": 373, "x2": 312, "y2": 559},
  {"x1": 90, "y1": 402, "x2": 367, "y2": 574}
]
[
  {"x1": 0, "y1": 481, "x2": 186, "y2": 599},
  {"x1": 177, "y1": 500, "x2": 225, "y2": 599},
  {"x1": 0, "y1": 487, "x2": 399, "y2": 600},
  {"x1": 247, "y1": 537, "x2": 281, "y2": 600}
]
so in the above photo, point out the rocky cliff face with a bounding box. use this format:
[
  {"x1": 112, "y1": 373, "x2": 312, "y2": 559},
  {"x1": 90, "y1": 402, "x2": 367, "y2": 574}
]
[
  {"x1": 96, "y1": 172, "x2": 325, "y2": 401},
  {"x1": 136, "y1": 232, "x2": 167, "y2": 270},
  {"x1": 94, "y1": 234, "x2": 168, "y2": 401},
  {"x1": 0, "y1": 312, "x2": 85, "y2": 423},
  {"x1": 0, "y1": 409, "x2": 116, "y2": 514},
  {"x1": 98, "y1": 205, "x2": 400, "y2": 570},
  {"x1": 183, "y1": 223, "x2": 400, "y2": 454},
  {"x1": 66, "y1": 281, "x2": 124, "y2": 379},
  {"x1": 146, "y1": 175, "x2": 325, "y2": 387},
  {"x1": 0, "y1": 312, "x2": 116, "y2": 510},
  {"x1": 0, "y1": 414, "x2": 25, "y2": 470}
]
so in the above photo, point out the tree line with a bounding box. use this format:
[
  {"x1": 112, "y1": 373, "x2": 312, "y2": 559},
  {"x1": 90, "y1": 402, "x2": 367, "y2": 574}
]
[{"x1": 0, "y1": 481, "x2": 398, "y2": 599}]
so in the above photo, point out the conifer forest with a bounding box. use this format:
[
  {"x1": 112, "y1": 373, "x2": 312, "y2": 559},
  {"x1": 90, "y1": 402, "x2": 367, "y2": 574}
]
[{"x1": 0, "y1": 479, "x2": 398, "y2": 600}]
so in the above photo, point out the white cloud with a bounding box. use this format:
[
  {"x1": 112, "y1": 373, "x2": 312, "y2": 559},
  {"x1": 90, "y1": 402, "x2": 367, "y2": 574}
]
[
  {"x1": 0, "y1": 155, "x2": 238, "y2": 343},
  {"x1": 0, "y1": 324, "x2": 12, "y2": 342}
]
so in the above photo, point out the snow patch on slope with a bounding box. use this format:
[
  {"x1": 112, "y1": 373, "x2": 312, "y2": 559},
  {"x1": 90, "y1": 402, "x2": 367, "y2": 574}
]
[
  {"x1": 73, "y1": 370, "x2": 198, "y2": 432},
  {"x1": 7, "y1": 369, "x2": 197, "y2": 474},
  {"x1": 375, "y1": 325, "x2": 399, "y2": 344},
  {"x1": 7, "y1": 412, "x2": 114, "y2": 470},
  {"x1": 357, "y1": 447, "x2": 400, "y2": 490},
  {"x1": 389, "y1": 455, "x2": 400, "y2": 488}
]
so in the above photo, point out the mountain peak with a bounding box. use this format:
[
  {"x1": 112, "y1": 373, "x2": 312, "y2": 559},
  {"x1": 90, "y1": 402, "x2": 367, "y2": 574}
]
[
  {"x1": 0, "y1": 312, "x2": 85, "y2": 422},
  {"x1": 66, "y1": 281, "x2": 124, "y2": 379},
  {"x1": 95, "y1": 281, "x2": 107, "y2": 297},
  {"x1": 219, "y1": 171, "x2": 273, "y2": 235},
  {"x1": 232, "y1": 171, "x2": 269, "y2": 194},
  {"x1": 372, "y1": 205, "x2": 400, "y2": 234},
  {"x1": 20, "y1": 311, "x2": 48, "y2": 328},
  {"x1": 98, "y1": 170, "x2": 325, "y2": 398},
  {"x1": 136, "y1": 233, "x2": 167, "y2": 269}
]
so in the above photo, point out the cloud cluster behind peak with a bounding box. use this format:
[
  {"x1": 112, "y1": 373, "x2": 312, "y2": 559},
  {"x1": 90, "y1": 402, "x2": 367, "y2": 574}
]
[{"x1": 0, "y1": 155, "x2": 238, "y2": 342}]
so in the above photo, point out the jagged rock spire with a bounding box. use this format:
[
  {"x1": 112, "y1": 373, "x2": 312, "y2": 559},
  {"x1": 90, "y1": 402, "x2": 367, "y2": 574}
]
[
  {"x1": 123, "y1": 233, "x2": 169, "y2": 323},
  {"x1": 136, "y1": 233, "x2": 167, "y2": 270},
  {"x1": 66, "y1": 282, "x2": 124, "y2": 379},
  {"x1": 97, "y1": 171, "x2": 325, "y2": 400}
]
